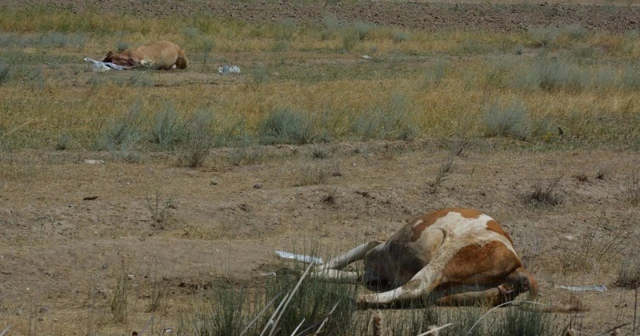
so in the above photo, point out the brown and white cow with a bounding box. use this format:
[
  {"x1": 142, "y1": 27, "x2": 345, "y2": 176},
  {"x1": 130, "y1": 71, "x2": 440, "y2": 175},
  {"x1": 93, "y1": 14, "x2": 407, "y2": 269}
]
[
  {"x1": 103, "y1": 40, "x2": 188, "y2": 70},
  {"x1": 308, "y1": 208, "x2": 538, "y2": 309}
]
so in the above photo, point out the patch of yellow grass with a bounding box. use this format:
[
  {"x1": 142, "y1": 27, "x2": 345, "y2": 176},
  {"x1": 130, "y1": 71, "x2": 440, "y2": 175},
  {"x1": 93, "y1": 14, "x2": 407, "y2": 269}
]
[{"x1": 1, "y1": 8, "x2": 639, "y2": 150}]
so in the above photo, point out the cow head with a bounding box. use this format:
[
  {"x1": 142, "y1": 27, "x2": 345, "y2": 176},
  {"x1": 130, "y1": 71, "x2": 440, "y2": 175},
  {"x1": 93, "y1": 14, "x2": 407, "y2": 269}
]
[{"x1": 103, "y1": 51, "x2": 137, "y2": 67}]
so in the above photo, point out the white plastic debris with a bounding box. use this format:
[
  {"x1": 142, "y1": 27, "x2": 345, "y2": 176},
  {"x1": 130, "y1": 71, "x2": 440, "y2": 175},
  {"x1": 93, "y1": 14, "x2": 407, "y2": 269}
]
[
  {"x1": 557, "y1": 284, "x2": 607, "y2": 292},
  {"x1": 218, "y1": 65, "x2": 241, "y2": 75},
  {"x1": 361, "y1": 55, "x2": 372, "y2": 60},
  {"x1": 83, "y1": 159, "x2": 105, "y2": 164},
  {"x1": 260, "y1": 272, "x2": 277, "y2": 276},
  {"x1": 275, "y1": 250, "x2": 324, "y2": 265},
  {"x1": 83, "y1": 56, "x2": 128, "y2": 72}
]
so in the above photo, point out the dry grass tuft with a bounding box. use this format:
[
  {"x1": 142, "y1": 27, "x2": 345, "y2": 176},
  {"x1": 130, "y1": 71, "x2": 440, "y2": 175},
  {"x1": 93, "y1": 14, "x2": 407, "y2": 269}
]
[{"x1": 523, "y1": 176, "x2": 564, "y2": 207}]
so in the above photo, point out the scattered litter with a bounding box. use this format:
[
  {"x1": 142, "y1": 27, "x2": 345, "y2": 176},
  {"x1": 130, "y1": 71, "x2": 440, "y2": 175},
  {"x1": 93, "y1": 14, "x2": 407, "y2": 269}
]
[
  {"x1": 361, "y1": 55, "x2": 372, "y2": 60},
  {"x1": 557, "y1": 284, "x2": 607, "y2": 292},
  {"x1": 218, "y1": 65, "x2": 241, "y2": 75},
  {"x1": 275, "y1": 250, "x2": 324, "y2": 265},
  {"x1": 83, "y1": 56, "x2": 128, "y2": 72},
  {"x1": 260, "y1": 272, "x2": 276, "y2": 276},
  {"x1": 84, "y1": 159, "x2": 105, "y2": 164}
]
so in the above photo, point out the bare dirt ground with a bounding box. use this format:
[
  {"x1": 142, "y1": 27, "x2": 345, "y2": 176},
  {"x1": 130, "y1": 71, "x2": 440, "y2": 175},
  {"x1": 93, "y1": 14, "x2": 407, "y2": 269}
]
[
  {"x1": 2, "y1": 0, "x2": 640, "y2": 32},
  {"x1": 1, "y1": 0, "x2": 640, "y2": 335},
  {"x1": 2, "y1": 142, "x2": 640, "y2": 334}
]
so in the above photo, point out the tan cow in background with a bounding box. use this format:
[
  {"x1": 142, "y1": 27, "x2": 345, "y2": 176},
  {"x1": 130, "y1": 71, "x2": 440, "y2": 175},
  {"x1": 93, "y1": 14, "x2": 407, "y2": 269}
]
[{"x1": 103, "y1": 40, "x2": 188, "y2": 70}]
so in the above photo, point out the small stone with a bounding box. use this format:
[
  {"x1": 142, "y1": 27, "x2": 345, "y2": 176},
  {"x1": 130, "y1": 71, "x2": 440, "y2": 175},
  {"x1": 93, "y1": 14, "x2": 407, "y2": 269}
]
[
  {"x1": 253, "y1": 184, "x2": 263, "y2": 189},
  {"x1": 127, "y1": 274, "x2": 135, "y2": 280},
  {"x1": 39, "y1": 306, "x2": 49, "y2": 313},
  {"x1": 210, "y1": 180, "x2": 218, "y2": 185}
]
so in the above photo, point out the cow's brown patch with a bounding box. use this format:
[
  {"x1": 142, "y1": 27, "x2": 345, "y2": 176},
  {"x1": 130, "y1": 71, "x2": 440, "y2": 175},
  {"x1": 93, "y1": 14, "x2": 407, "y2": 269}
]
[
  {"x1": 442, "y1": 241, "x2": 521, "y2": 285},
  {"x1": 410, "y1": 208, "x2": 482, "y2": 241},
  {"x1": 486, "y1": 220, "x2": 514, "y2": 245}
]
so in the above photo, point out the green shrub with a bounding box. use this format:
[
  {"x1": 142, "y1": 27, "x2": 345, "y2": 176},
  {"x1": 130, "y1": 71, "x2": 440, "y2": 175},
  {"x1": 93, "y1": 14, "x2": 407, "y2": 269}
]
[
  {"x1": 620, "y1": 62, "x2": 640, "y2": 90},
  {"x1": 151, "y1": 104, "x2": 185, "y2": 150},
  {"x1": 351, "y1": 92, "x2": 418, "y2": 141},
  {"x1": 392, "y1": 31, "x2": 411, "y2": 43},
  {"x1": 181, "y1": 270, "x2": 357, "y2": 336},
  {"x1": 615, "y1": 258, "x2": 640, "y2": 289},
  {"x1": 0, "y1": 64, "x2": 9, "y2": 84},
  {"x1": 354, "y1": 22, "x2": 374, "y2": 41},
  {"x1": 257, "y1": 108, "x2": 315, "y2": 145},
  {"x1": 94, "y1": 100, "x2": 143, "y2": 152},
  {"x1": 527, "y1": 26, "x2": 560, "y2": 48},
  {"x1": 423, "y1": 59, "x2": 449, "y2": 87},
  {"x1": 179, "y1": 109, "x2": 215, "y2": 168},
  {"x1": 491, "y1": 305, "x2": 558, "y2": 336},
  {"x1": 341, "y1": 28, "x2": 360, "y2": 51},
  {"x1": 55, "y1": 134, "x2": 71, "y2": 150},
  {"x1": 536, "y1": 57, "x2": 589, "y2": 93},
  {"x1": 483, "y1": 99, "x2": 531, "y2": 140}
]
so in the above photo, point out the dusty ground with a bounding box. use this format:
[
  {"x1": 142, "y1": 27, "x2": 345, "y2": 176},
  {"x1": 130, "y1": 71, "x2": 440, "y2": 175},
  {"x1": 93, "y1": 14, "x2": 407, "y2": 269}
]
[
  {"x1": 2, "y1": 0, "x2": 640, "y2": 33},
  {"x1": 1, "y1": 0, "x2": 640, "y2": 335},
  {"x1": 1, "y1": 142, "x2": 639, "y2": 335}
]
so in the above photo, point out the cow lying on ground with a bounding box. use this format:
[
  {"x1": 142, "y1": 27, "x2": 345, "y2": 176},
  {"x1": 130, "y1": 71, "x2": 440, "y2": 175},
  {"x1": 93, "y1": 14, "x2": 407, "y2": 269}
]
[
  {"x1": 304, "y1": 208, "x2": 585, "y2": 312},
  {"x1": 103, "y1": 41, "x2": 188, "y2": 70}
]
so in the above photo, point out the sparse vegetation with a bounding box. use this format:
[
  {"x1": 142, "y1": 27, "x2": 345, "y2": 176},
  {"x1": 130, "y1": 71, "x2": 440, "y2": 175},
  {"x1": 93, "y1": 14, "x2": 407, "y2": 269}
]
[
  {"x1": 94, "y1": 100, "x2": 143, "y2": 154},
  {"x1": 625, "y1": 169, "x2": 640, "y2": 206},
  {"x1": 147, "y1": 261, "x2": 168, "y2": 313},
  {"x1": 561, "y1": 212, "x2": 631, "y2": 273},
  {"x1": 296, "y1": 162, "x2": 335, "y2": 186},
  {"x1": 111, "y1": 260, "x2": 130, "y2": 323},
  {"x1": 257, "y1": 108, "x2": 315, "y2": 146},
  {"x1": 179, "y1": 109, "x2": 215, "y2": 168},
  {"x1": 146, "y1": 193, "x2": 174, "y2": 229},
  {"x1": 523, "y1": 176, "x2": 564, "y2": 207},
  {"x1": 431, "y1": 154, "x2": 455, "y2": 194},
  {"x1": 180, "y1": 265, "x2": 358, "y2": 336},
  {"x1": 151, "y1": 103, "x2": 185, "y2": 150},
  {"x1": 615, "y1": 259, "x2": 640, "y2": 289},
  {"x1": 227, "y1": 146, "x2": 264, "y2": 166},
  {"x1": 0, "y1": 64, "x2": 9, "y2": 84},
  {"x1": 55, "y1": 133, "x2": 71, "y2": 150},
  {"x1": 483, "y1": 99, "x2": 531, "y2": 140},
  {"x1": 2, "y1": 4, "x2": 640, "y2": 336}
]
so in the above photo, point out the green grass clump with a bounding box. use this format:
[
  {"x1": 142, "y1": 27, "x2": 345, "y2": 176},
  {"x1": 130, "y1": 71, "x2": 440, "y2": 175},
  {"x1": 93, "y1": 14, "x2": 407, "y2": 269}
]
[
  {"x1": 614, "y1": 258, "x2": 640, "y2": 289},
  {"x1": 536, "y1": 57, "x2": 589, "y2": 93},
  {"x1": 351, "y1": 92, "x2": 418, "y2": 141},
  {"x1": 483, "y1": 99, "x2": 530, "y2": 140},
  {"x1": 151, "y1": 104, "x2": 185, "y2": 150},
  {"x1": 179, "y1": 109, "x2": 215, "y2": 168},
  {"x1": 0, "y1": 64, "x2": 9, "y2": 84},
  {"x1": 94, "y1": 100, "x2": 143, "y2": 153},
  {"x1": 490, "y1": 305, "x2": 558, "y2": 336},
  {"x1": 257, "y1": 108, "x2": 315, "y2": 145},
  {"x1": 181, "y1": 269, "x2": 358, "y2": 336}
]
